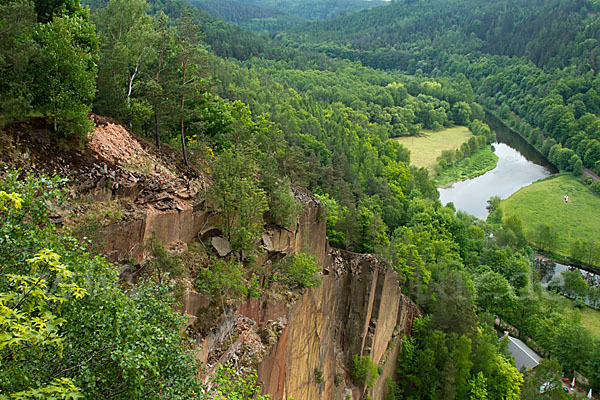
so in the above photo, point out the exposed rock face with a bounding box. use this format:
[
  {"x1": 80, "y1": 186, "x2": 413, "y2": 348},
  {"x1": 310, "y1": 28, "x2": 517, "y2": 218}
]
[
  {"x1": 255, "y1": 251, "x2": 420, "y2": 400},
  {"x1": 230, "y1": 185, "x2": 421, "y2": 399},
  {"x1": 171, "y1": 185, "x2": 420, "y2": 399},
  {"x1": 38, "y1": 120, "x2": 420, "y2": 399},
  {"x1": 102, "y1": 207, "x2": 211, "y2": 262}
]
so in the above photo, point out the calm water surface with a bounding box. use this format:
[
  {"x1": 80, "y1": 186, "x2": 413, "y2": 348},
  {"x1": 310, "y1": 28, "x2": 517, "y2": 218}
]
[{"x1": 438, "y1": 112, "x2": 556, "y2": 219}]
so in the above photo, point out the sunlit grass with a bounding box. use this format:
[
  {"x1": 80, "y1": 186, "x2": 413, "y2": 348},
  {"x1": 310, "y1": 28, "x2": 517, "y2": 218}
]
[
  {"x1": 501, "y1": 174, "x2": 600, "y2": 262},
  {"x1": 395, "y1": 126, "x2": 473, "y2": 171},
  {"x1": 580, "y1": 306, "x2": 600, "y2": 340}
]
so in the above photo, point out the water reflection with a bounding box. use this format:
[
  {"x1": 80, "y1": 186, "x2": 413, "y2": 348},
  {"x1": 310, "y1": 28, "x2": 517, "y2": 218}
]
[
  {"x1": 438, "y1": 112, "x2": 556, "y2": 219},
  {"x1": 438, "y1": 143, "x2": 551, "y2": 219}
]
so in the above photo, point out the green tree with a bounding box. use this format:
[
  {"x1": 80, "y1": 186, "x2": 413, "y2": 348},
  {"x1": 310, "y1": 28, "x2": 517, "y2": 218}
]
[
  {"x1": 560, "y1": 269, "x2": 588, "y2": 299},
  {"x1": 475, "y1": 271, "x2": 517, "y2": 319},
  {"x1": 209, "y1": 363, "x2": 271, "y2": 400},
  {"x1": 535, "y1": 223, "x2": 557, "y2": 252},
  {"x1": 33, "y1": 0, "x2": 80, "y2": 23},
  {"x1": 207, "y1": 149, "x2": 268, "y2": 254},
  {"x1": 589, "y1": 344, "x2": 600, "y2": 393},
  {"x1": 351, "y1": 354, "x2": 379, "y2": 389},
  {"x1": 264, "y1": 177, "x2": 301, "y2": 229},
  {"x1": 95, "y1": 0, "x2": 155, "y2": 129},
  {"x1": 195, "y1": 258, "x2": 248, "y2": 310},
  {"x1": 521, "y1": 359, "x2": 565, "y2": 400},
  {"x1": 0, "y1": 191, "x2": 85, "y2": 399},
  {"x1": 174, "y1": 9, "x2": 206, "y2": 165},
  {"x1": 431, "y1": 270, "x2": 477, "y2": 336},
  {"x1": 486, "y1": 355, "x2": 523, "y2": 400},
  {"x1": 467, "y1": 372, "x2": 488, "y2": 400},
  {"x1": 0, "y1": 0, "x2": 38, "y2": 126},
  {"x1": 0, "y1": 172, "x2": 205, "y2": 398},
  {"x1": 551, "y1": 323, "x2": 594, "y2": 375},
  {"x1": 34, "y1": 13, "x2": 97, "y2": 136},
  {"x1": 148, "y1": 12, "x2": 177, "y2": 148},
  {"x1": 272, "y1": 253, "x2": 321, "y2": 288},
  {"x1": 571, "y1": 239, "x2": 587, "y2": 264},
  {"x1": 452, "y1": 101, "x2": 471, "y2": 125}
]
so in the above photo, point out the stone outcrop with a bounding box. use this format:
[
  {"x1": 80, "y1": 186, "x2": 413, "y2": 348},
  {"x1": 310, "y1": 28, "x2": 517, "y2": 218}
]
[
  {"x1": 171, "y1": 184, "x2": 420, "y2": 399},
  {"x1": 254, "y1": 250, "x2": 420, "y2": 400},
  {"x1": 102, "y1": 207, "x2": 212, "y2": 262},
  {"x1": 194, "y1": 184, "x2": 421, "y2": 400}
]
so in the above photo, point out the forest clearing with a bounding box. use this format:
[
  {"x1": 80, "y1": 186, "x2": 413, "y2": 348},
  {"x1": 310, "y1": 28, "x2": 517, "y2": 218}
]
[{"x1": 395, "y1": 126, "x2": 472, "y2": 171}]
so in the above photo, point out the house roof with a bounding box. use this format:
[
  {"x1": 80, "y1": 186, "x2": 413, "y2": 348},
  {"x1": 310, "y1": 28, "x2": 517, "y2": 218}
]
[{"x1": 501, "y1": 334, "x2": 542, "y2": 371}]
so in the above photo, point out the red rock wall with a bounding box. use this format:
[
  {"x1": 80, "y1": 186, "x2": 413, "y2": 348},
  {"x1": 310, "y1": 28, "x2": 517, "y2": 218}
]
[
  {"x1": 100, "y1": 182, "x2": 420, "y2": 400},
  {"x1": 256, "y1": 250, "x2": 420, "y2": 400},
  {"x1": 248, "y1": 186, "x2": 421, "y2": 400},
  {"x1": 102, "y1": 208, "x2": 209, "y2": 262}
]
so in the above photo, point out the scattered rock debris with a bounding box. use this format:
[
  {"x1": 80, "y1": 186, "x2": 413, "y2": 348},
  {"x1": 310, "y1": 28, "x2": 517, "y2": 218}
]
[{"x1": 0, "y1": 117, "x2": 209, "y2": 214}]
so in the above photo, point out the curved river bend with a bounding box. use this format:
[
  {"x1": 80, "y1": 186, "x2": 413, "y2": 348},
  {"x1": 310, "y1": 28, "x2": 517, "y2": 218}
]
[{"x1": 438, "y1": 112, "x2": 557, "y2": 220}]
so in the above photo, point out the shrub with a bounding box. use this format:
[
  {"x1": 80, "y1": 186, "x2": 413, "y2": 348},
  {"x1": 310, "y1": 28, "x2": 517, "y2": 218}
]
[
  {"x1": 0, "y1": 171, "x2": 204, "y2": 398},
  {"x1": 145, "y1": 233, "x2": 186, "y2": 286},
  {"x1": 314, "y1": 368, "x2": 323, "y2": 384},
  {"x1": 209, "y1": 363, "x2": 270, "y2": 399},
  {"x1": 351, "y1": 354, "x2": 379, "y2": 389},
  {"x1": 266, "y1": 177, "x2": 302, "y2": 229},
  {"x1": 274, "y1": 253, "x2": 321, "y2": 288},
  {"x1": 195, "y1": 258, "x2": 248, "y2": 309},
  {"x1": 334, "y1": 372, "x2": 343, "y2": 387},
  {"x1": 207, "y1": 149, "x2": 267, "y2": 254}
]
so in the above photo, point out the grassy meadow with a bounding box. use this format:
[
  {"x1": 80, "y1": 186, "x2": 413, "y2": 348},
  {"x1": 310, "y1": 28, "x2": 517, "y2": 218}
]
[
  {"x1": 395, "y1": 126, "x2": 472, "y2": 171},
  {"x1": 581, "y1": 306, "x2": 600, "y2": 340},
  {"x1": 500, "y1": 174, "x2": 600, "y2": 261}
]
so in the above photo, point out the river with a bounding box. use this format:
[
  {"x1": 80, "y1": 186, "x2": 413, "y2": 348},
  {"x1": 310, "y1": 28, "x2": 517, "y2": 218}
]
[{"x1": 438, "y1": 112, "x2": 557, "y2": 219}]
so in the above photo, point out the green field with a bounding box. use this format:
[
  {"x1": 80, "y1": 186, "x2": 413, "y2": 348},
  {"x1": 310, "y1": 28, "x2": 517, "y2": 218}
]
[
  {"x1": 395, "y1": 126, "x2": 473, "y2": 171},
  {"x1": 435, "y1": 147, "x2": 498, "y2": 186},
  {"x1": 581, "y1": 306, "x2": 600, "y2": 340},
  {"x1": 500, "y1": 174, "x2": 600, "y2": 260}
]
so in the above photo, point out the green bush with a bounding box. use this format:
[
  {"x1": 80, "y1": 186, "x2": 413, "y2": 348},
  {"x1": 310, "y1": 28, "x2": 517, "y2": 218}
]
[
  {"x1": 351, "y1": 354, "x2": 379, "y2": 389},
  {"x1": 274, "y1": 253, "x2": 322, "y2": 288},
  {"x1": 314, "y1": 368, "x2": 323, "y2": 384},
  {"x1": 334, "y1": 372, "x2": 343, "y2": 387},
  {"x1": 209, "y1": 363, "x2": 271, "y2": 399},
  {"x1": 207, "y1": 149, "x2": 268, "y2": 254},
  {"x1": 195, "y1": 258, "x2": 248, "y2": 308},
  {"x1": 145, "y1": 233, "x2": 186, "y2": 287},
  {"x1": 266, "y1": 177, "x2": 302, "y2": 229},
  {"x1": 0, "y1": 171, "x2": 204, "y2": 398}
]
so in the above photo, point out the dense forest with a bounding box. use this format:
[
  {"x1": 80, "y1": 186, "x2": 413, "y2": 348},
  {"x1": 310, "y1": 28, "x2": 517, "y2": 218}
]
[
  {"x1": 1, "y1": 0, "x2": 600, "y2": 398},
  {"x1": 279, "y1": 0, "x2": 600, "y2": 177}
]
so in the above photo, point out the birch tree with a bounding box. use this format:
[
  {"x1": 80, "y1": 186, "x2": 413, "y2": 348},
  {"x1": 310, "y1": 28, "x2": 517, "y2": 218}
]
[{"x1": 95, "y1": 0, "x2": 156, "y2": 129}]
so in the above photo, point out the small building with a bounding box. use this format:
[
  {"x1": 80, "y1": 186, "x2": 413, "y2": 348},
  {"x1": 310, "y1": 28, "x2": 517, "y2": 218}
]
[{"x1": 500, "y1": 332, "x2": 541, "y2": 371}]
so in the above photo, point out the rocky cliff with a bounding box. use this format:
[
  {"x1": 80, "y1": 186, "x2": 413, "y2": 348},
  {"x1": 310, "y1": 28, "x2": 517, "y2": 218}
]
[
  {"x1": 181, "y1": 186, "x2": 420, "y2": 399},
  {"x1": 255, "y1": 249, "x2": 420, "y2": 400}
]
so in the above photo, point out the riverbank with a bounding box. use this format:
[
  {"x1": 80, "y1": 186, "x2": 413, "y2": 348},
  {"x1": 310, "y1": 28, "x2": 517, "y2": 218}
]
[
  {"x1": 435, "y1": 146, "x2": 498, "y2": 187},
  {"x1": 484, "y1": 109, "x2": 558, "y2": 173}
]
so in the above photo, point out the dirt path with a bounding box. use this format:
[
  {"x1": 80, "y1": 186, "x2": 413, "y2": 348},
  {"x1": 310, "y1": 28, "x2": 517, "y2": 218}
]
[{"x1": 583, "y1": 167, "x2": 600, "y2": 181}]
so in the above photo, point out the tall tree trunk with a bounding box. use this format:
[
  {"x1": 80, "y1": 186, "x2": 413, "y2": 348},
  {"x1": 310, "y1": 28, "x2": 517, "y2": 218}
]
[
  {"x1": 179, "y1": 58, "x2": 188, "y2": 166},
  {"x1": 180, "y1": 113, "x2": 188, "y2": 166},
  {"x1": 154, "y1": 109, "x2": 160, "y2": 148},
  {"x1": 153, "y1": 44, "x2": 164, "y2": 149}
]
